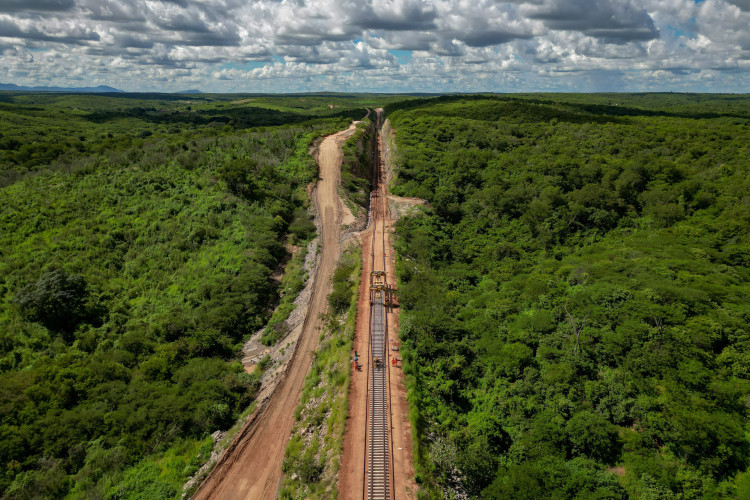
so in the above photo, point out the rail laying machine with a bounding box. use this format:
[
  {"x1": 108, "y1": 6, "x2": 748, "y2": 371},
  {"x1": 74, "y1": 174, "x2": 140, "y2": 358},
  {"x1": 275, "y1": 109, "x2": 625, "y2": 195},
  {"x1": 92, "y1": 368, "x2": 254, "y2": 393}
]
[{"x1": 369, "y1": 270, "x2": 396, "y2": 306}]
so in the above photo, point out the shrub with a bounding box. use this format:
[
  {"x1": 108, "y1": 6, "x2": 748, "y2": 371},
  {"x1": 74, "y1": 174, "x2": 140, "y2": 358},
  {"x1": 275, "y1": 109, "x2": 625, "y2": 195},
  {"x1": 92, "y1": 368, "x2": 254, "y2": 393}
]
[{"x1": 13, "y1": 269, "x2": 91, "y2": 335}]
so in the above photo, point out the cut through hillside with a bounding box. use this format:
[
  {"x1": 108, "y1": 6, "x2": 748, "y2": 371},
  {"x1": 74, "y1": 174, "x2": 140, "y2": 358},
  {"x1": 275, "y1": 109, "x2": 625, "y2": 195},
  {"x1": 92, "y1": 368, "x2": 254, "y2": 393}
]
[{"x1": 338, "y1": 109, "x2": 417, "y2": 500}]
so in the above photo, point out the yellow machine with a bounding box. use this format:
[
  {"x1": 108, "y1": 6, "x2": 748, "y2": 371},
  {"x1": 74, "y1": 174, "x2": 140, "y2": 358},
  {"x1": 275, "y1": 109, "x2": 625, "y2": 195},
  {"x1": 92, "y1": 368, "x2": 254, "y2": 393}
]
[
  {"x1": 370, "y1": 271, "x2": 386, "y2": 304},
  {"x1": 370, "y1": 283, "x2": 386, "y2": 304},
  {"x1": 371, "y1": 270, "x2": 386, "y2": 285},
  {"x1": 370, "y1": 271, "x2": 397, "y2": 306}
]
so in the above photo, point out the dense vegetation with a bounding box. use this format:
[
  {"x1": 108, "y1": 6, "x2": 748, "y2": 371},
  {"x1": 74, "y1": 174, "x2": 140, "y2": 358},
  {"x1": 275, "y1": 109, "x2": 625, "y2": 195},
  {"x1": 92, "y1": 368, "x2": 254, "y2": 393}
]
[
  {"x1": 386, "y1": 94, "x2": 750, "y2": 498},
  {"x1": 4, "y1": 90, "x2": 749, "y2": 499},
  {"x1": 0, "y1": 92, "x2": 382, "y2": 498},
  {"x1": 0, "y1": 92, "x2": 408, "y2": 186}
]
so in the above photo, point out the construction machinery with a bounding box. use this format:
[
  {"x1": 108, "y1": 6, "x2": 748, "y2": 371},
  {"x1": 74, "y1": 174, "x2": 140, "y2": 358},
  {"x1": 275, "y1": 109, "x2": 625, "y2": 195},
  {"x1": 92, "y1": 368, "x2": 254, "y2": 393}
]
[{"x1": 370, "y1": 271, "x2": 396, "y2": 306}]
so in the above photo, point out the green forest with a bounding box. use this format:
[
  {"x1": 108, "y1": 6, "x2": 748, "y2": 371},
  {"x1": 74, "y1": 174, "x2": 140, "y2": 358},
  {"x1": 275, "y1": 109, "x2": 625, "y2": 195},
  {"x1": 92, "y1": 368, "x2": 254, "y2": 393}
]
[
  {"x1": 385, "y1": 94, "x2": 750, "y2": 498},
  {"x1": 0, "y1": 92, "x2": 389, "y2": 498},
  {"x1": 2, "y1": 90, "x2": 750, "y2": 499}
]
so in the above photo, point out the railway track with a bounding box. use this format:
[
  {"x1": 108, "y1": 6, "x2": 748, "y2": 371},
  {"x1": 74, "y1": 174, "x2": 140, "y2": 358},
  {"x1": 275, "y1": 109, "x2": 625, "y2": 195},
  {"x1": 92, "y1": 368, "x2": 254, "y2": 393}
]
[
  {"x1": 365, "y1": 110, "x2": 394, "y2": 500},
  {"x1": 368, "y1": 299, "x2": 389, "y2": 499}
]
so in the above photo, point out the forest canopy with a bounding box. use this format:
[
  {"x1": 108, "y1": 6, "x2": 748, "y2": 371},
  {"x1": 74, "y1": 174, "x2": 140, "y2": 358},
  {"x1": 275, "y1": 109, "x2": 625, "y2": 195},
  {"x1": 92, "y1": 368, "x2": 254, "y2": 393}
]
[
  {"x1": 2, "y1": 91, "x2": 749, "y2": 499},
  {"x1": 385, "y1": 94, "x2": 750, "y2": 499},
  {"x1": 0, "y1": 92, "x2": 383, "y2": 498}
]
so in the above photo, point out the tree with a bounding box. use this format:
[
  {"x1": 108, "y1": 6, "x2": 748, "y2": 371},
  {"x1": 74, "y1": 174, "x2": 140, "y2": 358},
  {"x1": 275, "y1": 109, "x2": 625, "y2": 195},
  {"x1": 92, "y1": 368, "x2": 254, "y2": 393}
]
[
  {"x1": 565, "y1": 411, "x2": 621, "y2": 464},
  {"x1": 13, "y1": 269, "x2": 90, "y2": 335},
  {"x1": 218, "y1": 158, "x2": 258, "y2": 198}
]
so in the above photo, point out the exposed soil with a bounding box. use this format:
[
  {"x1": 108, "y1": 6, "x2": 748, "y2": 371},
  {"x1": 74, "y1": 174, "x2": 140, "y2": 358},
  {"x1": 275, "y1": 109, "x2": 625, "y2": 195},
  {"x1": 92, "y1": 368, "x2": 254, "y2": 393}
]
[
  {"x1": 338, "y1": 218, "x2": 373, "y2": 499},
  {"x1": 340, "y1": 191, "x2": 358, "y2": 229},
  {"x1": 339, "y1": 109, "x2": 417, "y2": 499},
  {"x1": 387, "y1": 195, "x2": 427, "y2": 221},
  {"x1": 191, "y1": 122, "x2": 359, "y2": 500},
  {"x1": 609, "y1": 466, "x2": 627, "y2": 477}
]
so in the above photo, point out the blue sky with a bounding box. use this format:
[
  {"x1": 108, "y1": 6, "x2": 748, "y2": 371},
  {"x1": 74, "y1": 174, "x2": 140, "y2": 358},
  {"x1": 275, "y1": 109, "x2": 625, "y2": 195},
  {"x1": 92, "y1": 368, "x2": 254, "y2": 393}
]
[{"x1": 0, "y1": 0, "x2": 748, "y2": 93}]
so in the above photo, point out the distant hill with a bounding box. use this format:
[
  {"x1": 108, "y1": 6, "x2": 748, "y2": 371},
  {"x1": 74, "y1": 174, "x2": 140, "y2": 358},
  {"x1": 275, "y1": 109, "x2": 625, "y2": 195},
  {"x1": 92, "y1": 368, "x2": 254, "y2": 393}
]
[
  {"x1": 176, "y1": 89, "x2": 203, "y2": 94},
  {"x1": 0, "y1": 83, "x2": 123, "y2": 93}
]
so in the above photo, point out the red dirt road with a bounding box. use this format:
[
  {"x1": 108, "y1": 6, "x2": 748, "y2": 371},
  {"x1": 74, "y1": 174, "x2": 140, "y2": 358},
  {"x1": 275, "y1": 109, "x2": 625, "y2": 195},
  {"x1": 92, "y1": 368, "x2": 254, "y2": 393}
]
[
  {"x1": 338, "y1": 110, "x2": 417, "y2": 499},
  {"x1": 192, "y1": 124, "x2": 358, "y2": 500}
]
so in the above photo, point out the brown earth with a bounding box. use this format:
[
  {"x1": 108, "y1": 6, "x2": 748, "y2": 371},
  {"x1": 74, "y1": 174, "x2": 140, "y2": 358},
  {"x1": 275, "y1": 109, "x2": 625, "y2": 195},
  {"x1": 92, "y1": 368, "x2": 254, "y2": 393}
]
[
  {"x1": 338, "y1": 209, "x2": 373, "y2": 499},
  {"x1": 338, "y1": 109, "x2": 417, "y2": 499},
  {"x1": 192, "y1": 123, "x2": 358, "y2": 500}
]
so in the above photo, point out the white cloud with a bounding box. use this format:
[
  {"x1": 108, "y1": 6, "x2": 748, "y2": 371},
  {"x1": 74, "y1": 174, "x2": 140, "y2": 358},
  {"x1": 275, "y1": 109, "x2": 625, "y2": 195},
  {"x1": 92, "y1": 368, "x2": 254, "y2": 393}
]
[
  {"x1": 0, "y1": 0, "x2": 747, "y2": 91},
  {"x1": 522, "y1": 0, "x2": 659, "y2": 43}
]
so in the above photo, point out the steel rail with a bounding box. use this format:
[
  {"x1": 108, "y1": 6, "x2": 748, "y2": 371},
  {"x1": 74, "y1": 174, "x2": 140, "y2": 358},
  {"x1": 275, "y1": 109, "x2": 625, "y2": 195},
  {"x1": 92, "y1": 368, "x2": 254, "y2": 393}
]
[{"x1": 365, "y1": 111, "x2": 393, "y2": 500}]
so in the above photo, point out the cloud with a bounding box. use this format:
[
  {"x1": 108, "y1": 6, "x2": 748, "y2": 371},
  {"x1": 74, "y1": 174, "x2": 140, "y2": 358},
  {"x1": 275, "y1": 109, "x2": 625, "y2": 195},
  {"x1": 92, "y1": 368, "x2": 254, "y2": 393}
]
[
  {"x1": 112, "y1": 33, "x2": 154, "y2": 49},
  {"x1": 726, "y1": 0, "x2": 750, "y2": 10},
  {"x1": 0, "y1": 16, "x2": 100, "y2": 45},
  {"x1": 524, "y1": 0, "x2": 659, "y2": 43},
  {"x1": 437, "y1": 1, "x2": 540, "y2": 47},
  {"x1": 695, "y1": 0, "x2": 750, "y2": 51},
  {"x1": 459, "y1": 30, "x2": 531, "y2": 47},
  {"x1": 79, "y1": 0, "x2": 147, "y2": 22},
  {"x1": 369, "y1": 31, "x2": 438, "y2": 51},
  {"x1": 283, "y1": 43, "x2": 344, "y2": 64},
  {"x1": 0, "y1": 0, "x2": 747, "y2": 92},
  {"x1": 0, "y1": 0, "x2": 75, "y2": 12},
  {"x1": 155, "y1": 13, "x2": 213, "y2": 33},
  {"x1": 349, "y1": 0, "x2": 438, "y2": 31}
]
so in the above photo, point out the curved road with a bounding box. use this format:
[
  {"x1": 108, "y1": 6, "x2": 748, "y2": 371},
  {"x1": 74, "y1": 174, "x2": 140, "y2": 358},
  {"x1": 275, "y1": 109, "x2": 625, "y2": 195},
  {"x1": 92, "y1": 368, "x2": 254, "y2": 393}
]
[{"x1": 193, "y1": 123, "x2": 358, "y2": 500}]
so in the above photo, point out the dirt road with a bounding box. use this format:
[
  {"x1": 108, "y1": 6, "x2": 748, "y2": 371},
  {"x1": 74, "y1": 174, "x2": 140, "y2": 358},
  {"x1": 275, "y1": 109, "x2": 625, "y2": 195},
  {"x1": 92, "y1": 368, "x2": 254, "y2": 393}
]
[
  {"x1": 193, "y1": 123, "x2": 358, "y2": 500},
  {"x1": 339, "y1": 110, "x2": 417, "y2": 499}
]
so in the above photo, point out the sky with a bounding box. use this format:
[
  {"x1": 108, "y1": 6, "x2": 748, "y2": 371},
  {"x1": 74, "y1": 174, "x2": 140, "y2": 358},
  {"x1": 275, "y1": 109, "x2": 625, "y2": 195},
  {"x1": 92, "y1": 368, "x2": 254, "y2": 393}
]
[{"x1": 0, "y1": 0, "x2": 748, "y2": 93}]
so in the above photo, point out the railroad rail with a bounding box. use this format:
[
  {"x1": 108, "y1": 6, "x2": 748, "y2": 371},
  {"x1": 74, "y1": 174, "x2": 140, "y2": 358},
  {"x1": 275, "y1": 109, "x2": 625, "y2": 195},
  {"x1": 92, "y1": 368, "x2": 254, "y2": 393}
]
[
  {"x1": 365, "y1": 110, "x2": 394, "y2": 500},
  {"x1": 368, "y1": 297, "x2": 389, "y2": 499}
]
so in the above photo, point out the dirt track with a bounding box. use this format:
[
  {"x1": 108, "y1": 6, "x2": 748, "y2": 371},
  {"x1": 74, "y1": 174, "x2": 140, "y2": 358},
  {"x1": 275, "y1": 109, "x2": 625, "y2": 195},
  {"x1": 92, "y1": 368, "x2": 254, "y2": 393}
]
[
  {"x1": 192, "y1": 123, "x2": 358, "y2": 500},
  {"x1": 338, "y1": 109, "x2": 417, "y2": 499}
]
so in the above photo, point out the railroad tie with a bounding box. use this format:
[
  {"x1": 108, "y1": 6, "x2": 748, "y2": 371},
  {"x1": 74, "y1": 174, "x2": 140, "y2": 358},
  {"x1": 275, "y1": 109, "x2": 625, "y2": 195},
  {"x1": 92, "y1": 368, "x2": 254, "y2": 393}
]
[{"x1": 368, "y1": 297, "x2": 390, "y2": 499}]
